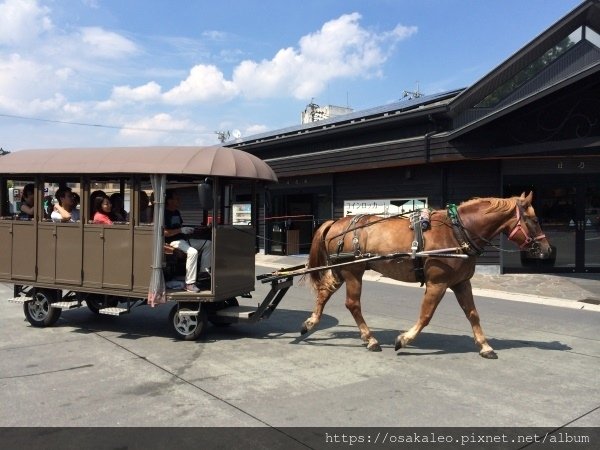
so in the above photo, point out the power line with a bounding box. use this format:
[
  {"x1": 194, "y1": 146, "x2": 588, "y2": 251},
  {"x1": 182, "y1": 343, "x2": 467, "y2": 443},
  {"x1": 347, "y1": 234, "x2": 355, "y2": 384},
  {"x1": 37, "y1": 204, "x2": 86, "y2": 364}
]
[{"x1": 0, "y1": 112, "x2": 214, "y2": 135}]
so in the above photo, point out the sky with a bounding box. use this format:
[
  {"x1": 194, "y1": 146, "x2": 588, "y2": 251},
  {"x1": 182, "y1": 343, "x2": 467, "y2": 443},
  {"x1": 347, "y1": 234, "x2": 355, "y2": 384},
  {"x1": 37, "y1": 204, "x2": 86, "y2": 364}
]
[{"x1": 0, "y1": 0, "x2": 584, "y2": 151}]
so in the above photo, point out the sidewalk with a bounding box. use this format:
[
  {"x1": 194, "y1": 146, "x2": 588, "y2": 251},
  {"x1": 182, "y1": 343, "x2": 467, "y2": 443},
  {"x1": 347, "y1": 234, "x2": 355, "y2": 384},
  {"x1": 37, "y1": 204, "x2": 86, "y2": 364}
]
[{"x1": 255, "y1": 253, "x2": 600, "y2": 312}]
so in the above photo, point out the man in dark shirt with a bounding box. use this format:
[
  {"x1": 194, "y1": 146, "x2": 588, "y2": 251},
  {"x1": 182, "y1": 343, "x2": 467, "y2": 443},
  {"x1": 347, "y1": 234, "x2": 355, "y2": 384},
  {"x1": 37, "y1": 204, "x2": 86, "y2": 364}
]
[{"x1": 164, "y1": 189, "x2": 212, "y2": 293}]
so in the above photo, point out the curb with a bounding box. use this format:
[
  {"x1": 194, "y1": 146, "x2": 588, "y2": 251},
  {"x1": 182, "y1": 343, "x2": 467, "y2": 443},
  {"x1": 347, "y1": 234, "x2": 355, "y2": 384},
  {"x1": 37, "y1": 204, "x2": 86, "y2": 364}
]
[{"x1": 255, "y1": 257, "x2": 600, "y2": 313}]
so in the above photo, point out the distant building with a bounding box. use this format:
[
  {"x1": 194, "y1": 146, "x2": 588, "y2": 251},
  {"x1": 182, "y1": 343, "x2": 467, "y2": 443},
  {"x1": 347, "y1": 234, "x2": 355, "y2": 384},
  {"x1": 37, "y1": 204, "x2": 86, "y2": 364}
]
[{"x1": 301, "y1": 101, "x2": 353, "y2": 124}]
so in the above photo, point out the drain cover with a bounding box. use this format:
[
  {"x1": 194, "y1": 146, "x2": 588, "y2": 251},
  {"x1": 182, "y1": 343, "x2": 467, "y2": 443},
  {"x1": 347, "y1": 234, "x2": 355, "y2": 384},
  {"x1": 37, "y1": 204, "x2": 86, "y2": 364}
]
[{"x1": 578, "y1": 298, "x2": 600, "y2": 305}]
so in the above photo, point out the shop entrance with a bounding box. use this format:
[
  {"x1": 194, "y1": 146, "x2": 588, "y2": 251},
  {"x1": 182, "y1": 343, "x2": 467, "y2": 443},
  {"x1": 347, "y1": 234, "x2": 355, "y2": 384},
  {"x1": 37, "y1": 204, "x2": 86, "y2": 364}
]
[
  {"x1": 265, "y1": 188, "x2": 331, "y2": 255},
  {"x1": 504, "y1": 174, "x2": 600, "y2": 273}
]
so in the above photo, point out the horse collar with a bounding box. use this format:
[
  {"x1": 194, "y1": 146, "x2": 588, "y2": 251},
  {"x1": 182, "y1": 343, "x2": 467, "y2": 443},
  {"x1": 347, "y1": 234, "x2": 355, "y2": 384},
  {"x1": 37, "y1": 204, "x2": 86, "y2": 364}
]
[{"x1": 447, "y1": 204, "x2": 484, "y2": 256}]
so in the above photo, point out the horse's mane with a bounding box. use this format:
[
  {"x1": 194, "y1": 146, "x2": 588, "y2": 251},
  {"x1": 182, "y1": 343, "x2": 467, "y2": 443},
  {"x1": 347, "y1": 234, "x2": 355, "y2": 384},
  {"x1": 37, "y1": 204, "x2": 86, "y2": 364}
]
[{"x1": 460, "y1": 196, "x2": 517, "y2": 215}]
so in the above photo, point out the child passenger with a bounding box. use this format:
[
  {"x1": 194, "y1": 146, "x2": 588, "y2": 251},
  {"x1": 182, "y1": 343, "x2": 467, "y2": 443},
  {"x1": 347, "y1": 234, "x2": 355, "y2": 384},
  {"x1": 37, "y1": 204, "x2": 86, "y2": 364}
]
[{"x1": 92, "y1": 196, "x2": 113, "y2": 224}]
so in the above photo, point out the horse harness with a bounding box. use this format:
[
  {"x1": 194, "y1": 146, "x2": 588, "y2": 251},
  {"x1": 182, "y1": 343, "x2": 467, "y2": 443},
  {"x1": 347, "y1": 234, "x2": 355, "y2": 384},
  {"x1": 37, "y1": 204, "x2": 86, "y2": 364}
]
[
  {"x1": 447, "y1": 204, "x2": 485, "y2": 256},
  {"x1": 335, "y1": 214, "x2": 367, "y2": 257},
  {"x1": 408, "y1": 210, "x2": 430, "y2": 286},
  {"x1": 328, "y1": 212, "x2": 432, "y2": 286}
]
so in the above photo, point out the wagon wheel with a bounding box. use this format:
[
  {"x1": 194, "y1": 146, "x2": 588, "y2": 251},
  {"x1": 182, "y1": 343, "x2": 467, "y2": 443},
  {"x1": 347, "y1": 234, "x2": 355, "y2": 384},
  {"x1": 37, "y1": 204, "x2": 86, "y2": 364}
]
[
  {"x1": 169, "y1": 302, "x2": 207, "y2": 341},
  {"x1": 208, "y1": 298, "x2": 239, "y2": 327},
  {"x1": 23, "y1": 289, "x2": 61, "y2": 328},
  {"x1": 85, "y1": 294, "x2": 119, "y2": 314}
]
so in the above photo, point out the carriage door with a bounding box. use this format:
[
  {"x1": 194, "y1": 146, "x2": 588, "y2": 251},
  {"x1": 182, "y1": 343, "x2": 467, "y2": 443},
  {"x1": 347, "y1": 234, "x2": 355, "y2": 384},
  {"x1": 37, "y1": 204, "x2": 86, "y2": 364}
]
[
  {"x1": 82, "y1": 178, "x2": 133, "y2": 290},
  {"x1": 37, "y1": 180, "x2": 83, "y2": 285},
  {"x1": 1, "y1": 179, "x2": 37, "y2": 280}
]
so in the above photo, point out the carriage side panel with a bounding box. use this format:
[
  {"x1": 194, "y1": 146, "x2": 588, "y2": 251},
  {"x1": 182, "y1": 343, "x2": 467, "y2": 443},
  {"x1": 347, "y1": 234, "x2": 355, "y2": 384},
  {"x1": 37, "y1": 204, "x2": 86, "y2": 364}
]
[
  {"x1": 102, "y1": 227, "x2": 133, "y2": 289},
  {"x1": 213, "y1": 225, "x2": 255, "y2": 300},
  {"x1": 36, "y1": 224, "x2": 56, "y2": 283},
  {"x1": 55, "y1": 225, "x2": 82, "y2": 285},
  {"x1": 132, "y1": 227, "x2": 153, "y2": 292},
  {"x1": 83, "y1": 226, "x2": 103, "y2": 288},
  {"x1": 10, "y1": 222, "x2": 36, "y2": 281},
  {"x1": 0, "y1": 222, "x2": 12, "y2": 280}
]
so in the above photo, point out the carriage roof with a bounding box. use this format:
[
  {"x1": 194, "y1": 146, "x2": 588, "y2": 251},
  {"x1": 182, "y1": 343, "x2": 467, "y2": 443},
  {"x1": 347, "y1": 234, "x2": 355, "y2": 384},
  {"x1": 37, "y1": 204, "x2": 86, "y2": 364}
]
[{"x1": 0, "y1": 145, "x2": 278, "y2": 182}]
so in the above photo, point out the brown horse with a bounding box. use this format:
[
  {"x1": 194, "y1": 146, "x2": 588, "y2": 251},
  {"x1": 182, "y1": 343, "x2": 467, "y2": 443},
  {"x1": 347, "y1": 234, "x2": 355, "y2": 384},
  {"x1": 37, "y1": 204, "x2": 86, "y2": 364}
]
[{"x1": 301, "y1": 193, "x2": 551, "y2": 358}]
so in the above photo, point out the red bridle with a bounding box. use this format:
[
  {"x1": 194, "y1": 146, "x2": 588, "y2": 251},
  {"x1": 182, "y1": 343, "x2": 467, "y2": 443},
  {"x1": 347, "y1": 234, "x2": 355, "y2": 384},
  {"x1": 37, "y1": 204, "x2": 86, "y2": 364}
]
[{"x1": 508, "y1": 205, "x2": 546, "y2": 249}]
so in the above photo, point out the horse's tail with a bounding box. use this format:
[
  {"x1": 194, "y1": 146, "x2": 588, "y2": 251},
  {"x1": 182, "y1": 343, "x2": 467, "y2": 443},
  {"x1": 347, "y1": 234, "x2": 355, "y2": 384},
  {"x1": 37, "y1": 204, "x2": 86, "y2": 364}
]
[{"x1": 306, "y1": 220, "x2": 339, "y2": 292}]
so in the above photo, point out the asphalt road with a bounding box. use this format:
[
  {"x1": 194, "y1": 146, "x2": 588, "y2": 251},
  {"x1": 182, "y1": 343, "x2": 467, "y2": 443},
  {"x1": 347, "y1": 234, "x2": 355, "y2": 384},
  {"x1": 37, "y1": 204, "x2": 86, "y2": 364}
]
[{"x1": 1, "y1": 266, "x2": 599, "y2": 432}]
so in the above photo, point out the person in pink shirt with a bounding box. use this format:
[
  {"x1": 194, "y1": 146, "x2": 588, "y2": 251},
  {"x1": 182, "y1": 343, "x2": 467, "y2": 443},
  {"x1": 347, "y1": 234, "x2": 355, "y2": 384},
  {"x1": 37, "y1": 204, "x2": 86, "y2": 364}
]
[{"x1": 92, "y1": 196, "x2": 113, "y2": 224}]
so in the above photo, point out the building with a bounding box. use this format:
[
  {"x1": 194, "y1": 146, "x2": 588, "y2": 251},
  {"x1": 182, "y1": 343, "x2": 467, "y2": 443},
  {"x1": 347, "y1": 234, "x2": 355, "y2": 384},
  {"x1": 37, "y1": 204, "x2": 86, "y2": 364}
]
[{"x1": 231, "y1": 0, "x2": 600, "y2": 274}]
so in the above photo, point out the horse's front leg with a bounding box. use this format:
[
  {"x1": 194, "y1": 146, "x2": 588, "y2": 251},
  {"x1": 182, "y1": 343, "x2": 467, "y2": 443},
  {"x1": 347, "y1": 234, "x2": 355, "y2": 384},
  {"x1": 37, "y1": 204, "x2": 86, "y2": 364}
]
[
  {"x1": 395, "y1": 282, "x2": 447, "y2": 352},
  {"x1": 344, "y1": 270, "x2": 381, "y2": 352},
  {"x1": 451, "y1": 279, "x2": 497, "y2": 359}
]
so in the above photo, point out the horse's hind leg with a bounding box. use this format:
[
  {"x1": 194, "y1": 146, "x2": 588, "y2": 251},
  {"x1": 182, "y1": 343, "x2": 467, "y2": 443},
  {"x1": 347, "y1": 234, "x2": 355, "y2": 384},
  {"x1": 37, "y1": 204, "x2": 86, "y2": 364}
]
[
  {"x1": 451, "y1": 279, "x2": 497, "y2": 359},
  {"x1": 343, "y1": 270, "x2": 381, "y2": 352},
  {"x1": 301, "y1": 273, "x2": 342, "y2": 335},
  {"x1": 395, "y1": 282, "x2": 446, "y2": 352}
]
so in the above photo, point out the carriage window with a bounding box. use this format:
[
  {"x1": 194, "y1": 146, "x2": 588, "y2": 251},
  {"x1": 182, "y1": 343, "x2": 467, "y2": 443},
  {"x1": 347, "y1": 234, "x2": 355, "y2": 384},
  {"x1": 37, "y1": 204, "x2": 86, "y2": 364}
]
[
  {"x1": 88, "y1": 178, "x2": 131, "y2": 225},
  {"x1": 137, "y1": 178, "x2": 154, "y2": 226},
  {"x1": 1, "y1": 178, "x2": 35, "y2": 220},
  {"x1": 42, "y1": 178, "x2": 82, "y2": 223}
]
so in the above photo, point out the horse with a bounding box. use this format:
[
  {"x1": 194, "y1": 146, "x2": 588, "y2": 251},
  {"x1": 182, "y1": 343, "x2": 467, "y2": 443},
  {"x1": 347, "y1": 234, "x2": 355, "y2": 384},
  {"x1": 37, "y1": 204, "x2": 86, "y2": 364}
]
[{"x1": 301, "y1": 192, "x2": 551, "y2": 358}]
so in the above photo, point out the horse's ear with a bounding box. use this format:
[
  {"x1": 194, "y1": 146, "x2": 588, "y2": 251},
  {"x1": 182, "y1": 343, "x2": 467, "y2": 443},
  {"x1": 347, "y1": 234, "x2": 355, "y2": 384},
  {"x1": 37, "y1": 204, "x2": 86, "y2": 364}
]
[
  {"x1": 525, "y1": 191, "x2": 533, "y2": 205},
  {"x1": 519, "y1": 192, "x2": 527, "y2": 201}
]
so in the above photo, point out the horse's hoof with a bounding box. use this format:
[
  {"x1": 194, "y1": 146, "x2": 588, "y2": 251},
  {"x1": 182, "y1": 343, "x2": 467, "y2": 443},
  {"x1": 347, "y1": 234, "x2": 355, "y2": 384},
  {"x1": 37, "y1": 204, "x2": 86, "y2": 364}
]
[
  {"x1": 367, "y1": 342, "x2": 382, "y2": 352},
  {"x1": 394, "y1": 336, "x2": 404, "y2": 351},
  {"x1": 300, "y1": 324, "x2": 308, "y2": 335},
  {"x1": 480, "y1": 350, "x2": 498, "y2": 359}
]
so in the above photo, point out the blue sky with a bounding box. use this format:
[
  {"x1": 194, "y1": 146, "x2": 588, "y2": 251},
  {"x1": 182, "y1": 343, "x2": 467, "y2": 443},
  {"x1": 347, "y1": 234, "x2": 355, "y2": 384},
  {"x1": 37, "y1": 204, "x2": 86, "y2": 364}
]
[{"x1": 0, "y1": 0, "x2": 583, "y2": 150}]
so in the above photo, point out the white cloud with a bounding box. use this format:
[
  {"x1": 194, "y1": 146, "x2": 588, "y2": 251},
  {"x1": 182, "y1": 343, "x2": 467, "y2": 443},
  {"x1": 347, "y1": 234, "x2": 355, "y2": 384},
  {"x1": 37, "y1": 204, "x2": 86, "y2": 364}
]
[
  {"x1": 79, "y1": 27, "x2": 138, "y2": 59},
  {"x1": 0, "y1": 53, "x2": 66, "y2": 113},
  {"x1": 117, "y1": 113, "x2": 203, "y2": 145},
  {"x1": 112, "y1": 13, "x2": 415, "y2": 107},
  {"x1": 233, "y1": 13, "x2": 417, "y2": 99},
  {"x1": 0, "y1": 0, "x2": 52, "y2": 45},
  {"x1": 111, "y1": 82, "x2": 163, "y2": 102},
  {"x1": 162, "y1": 65, "x2": 239, "y2": 104}
]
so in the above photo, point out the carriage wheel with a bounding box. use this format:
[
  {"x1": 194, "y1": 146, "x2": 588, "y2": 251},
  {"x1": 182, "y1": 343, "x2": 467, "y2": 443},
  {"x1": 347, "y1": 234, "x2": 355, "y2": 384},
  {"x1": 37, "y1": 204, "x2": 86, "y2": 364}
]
[
  {"x1": 169, "y1": 302, "x2": 207, "y2": 341},
  {"x1": 208, "y1": 298, "x2": 239, "y2": 327},
  {"x1": 23, "y1": 289, "x2": 61, "y2": 327}
]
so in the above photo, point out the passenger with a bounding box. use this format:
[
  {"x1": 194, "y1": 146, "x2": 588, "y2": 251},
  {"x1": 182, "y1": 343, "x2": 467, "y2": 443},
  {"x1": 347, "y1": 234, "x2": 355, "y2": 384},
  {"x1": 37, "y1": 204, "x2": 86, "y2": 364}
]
[
  {"x1": 89, "y1": 190, "x2": 107, "y2": 220},
  {"x1": 42, "y1": 195, "x2": 54, "y2": 219},
  {"x1": 109, "y1": 193, "x2": 128, "y2": 222},
  {"x1": 72, "y1": 192, "x2": 81, "y2": 209},
  {"x1": 139, "y1": 191, "x2": 152, "y2": 223},
  {"x1": 92, "y1": 196, "x2": 113, "y2": 224},
  {"x1": 19, "y1": 183, "x2": 34, "y2": 219},
  {"x1": 164, "y1": 189, "x2": 212, "y2": 293},
  {"x1": 51, "y1": 187, "x2": 80, "y2": 223}
]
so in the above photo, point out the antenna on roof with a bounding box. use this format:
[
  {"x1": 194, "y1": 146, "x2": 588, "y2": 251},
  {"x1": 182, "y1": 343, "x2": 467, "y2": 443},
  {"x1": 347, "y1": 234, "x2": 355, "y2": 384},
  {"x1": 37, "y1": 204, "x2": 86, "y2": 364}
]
[
  {"x1": 402, "y1": 81, "x2": 423, "y2": 100},
  {"x1": 215, "y1": 130, "x2": 231, "y2": 143}
]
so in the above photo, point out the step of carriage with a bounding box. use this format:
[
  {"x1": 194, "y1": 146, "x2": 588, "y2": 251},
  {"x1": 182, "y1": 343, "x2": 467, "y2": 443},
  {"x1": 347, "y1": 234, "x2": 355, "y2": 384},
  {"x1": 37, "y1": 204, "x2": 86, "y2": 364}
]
[
  {"x1": 7, "y1": 297, "x2": 32, "y2": 304},
  {"x1": 98, "y1": 307, "x2": 129, "y2": 316},
  {"x1": 213, "y1": 305, "x2": 257, "y2": 320},
  {"x1": 51, "y1": 301, "x2": 82, "y2": 310},
  {"x1": 177, "y1": 309, "x2": 200, "y2": 317}
]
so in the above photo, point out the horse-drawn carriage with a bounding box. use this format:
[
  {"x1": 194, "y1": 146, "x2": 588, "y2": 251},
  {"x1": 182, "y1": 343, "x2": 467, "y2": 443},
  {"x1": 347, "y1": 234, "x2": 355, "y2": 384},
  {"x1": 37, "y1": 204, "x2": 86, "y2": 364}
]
[{"x1": 1, "y1": 146, "x2": 551, "y2": 357}]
